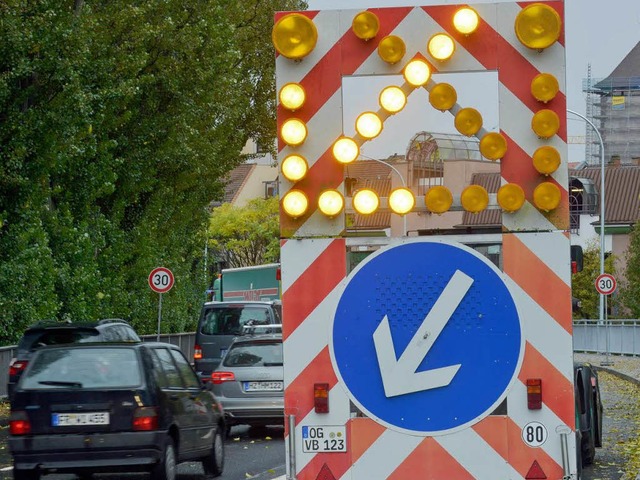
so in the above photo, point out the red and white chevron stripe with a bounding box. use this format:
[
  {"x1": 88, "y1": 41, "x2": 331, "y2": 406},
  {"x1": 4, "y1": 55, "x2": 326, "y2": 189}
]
[{"x1": 278, "y1": 3, "x2": 574, "y2": 479}]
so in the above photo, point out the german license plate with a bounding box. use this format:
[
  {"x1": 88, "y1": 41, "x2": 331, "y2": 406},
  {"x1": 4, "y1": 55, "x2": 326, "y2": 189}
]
[
  {"x1": 302, "y1": 425, "x2": 347, "y2": 453},
  {"x1": 243, "y1": 381, "x2": 283, "y2": 392},
  {"x1": 52, "y1": 412, "x2": 110, "y2": 426}
]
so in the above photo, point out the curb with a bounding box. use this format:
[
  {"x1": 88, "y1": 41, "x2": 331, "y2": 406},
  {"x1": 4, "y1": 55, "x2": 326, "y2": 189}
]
[{"x1": 591, "y1": 365, "x2": 640, "y2": 387}]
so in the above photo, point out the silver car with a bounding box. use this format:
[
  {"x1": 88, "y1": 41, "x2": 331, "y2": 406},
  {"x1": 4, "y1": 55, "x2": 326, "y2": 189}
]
[{"x1": 210, "y1": 332, "x2": 284, "y2": 434}]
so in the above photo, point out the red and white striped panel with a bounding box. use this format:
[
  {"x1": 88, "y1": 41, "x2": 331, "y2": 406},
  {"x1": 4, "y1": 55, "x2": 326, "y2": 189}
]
[{"x1": 278, "y1": 3, "x2": 573, "y2": 479}]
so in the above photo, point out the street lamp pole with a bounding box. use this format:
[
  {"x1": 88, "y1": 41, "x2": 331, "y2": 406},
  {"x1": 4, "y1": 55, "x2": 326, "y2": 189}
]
[{"x1": 567, "y1": 109, "x2": 609, "y2": 360}]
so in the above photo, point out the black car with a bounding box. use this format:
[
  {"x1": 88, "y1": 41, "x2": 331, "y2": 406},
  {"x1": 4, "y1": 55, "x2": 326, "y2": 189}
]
[
  {"x1": 7, "y1": 319, "x2": 140, "y2": 400},
  {"x1": 9, "y1": 342, "x2": 225, "y2": 480},
  {"x1": 574, "y1": 361, "x2": 603, "y2": 466}
]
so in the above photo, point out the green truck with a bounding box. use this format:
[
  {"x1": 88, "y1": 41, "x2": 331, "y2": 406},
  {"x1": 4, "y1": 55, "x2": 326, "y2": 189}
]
[{"x1": 209, "y1": 263, "x2": 281, "y2": 302}]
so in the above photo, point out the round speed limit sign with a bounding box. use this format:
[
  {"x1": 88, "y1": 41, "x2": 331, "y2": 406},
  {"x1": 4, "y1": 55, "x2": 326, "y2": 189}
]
[
  {"x1": 148, "y1": 267, "x2": 175, "y2": 294},
  {"x1": 595, "y1": 273, "x2": 616, "y2": 296}
]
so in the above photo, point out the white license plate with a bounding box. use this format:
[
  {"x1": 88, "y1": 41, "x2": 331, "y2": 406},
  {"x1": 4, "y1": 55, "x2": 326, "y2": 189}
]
[
  {"x1": 301, "y1": 425, "x2": 347, "y2": 453},
  {"x1": 243, "y1": 381, "x2": 283, "y2": 392},
  {"x1": 52, "y1": 412, "x2": 110, "y2": 426}
]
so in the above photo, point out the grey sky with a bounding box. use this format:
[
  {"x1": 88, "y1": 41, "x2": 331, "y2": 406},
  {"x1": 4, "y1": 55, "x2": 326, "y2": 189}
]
[{"x1": 304, "y1": 0, "x2": 640, "y2": 162}]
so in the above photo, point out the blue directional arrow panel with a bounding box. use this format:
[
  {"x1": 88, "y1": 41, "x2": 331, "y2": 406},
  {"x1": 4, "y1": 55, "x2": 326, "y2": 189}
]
[{"x1": 331, "y1": 239, "x2": 523, "y2": 435}]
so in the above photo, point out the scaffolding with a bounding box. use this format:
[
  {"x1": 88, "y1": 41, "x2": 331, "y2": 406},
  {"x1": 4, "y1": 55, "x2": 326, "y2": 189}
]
[{"x1": 583, "y1": 74, "x2": 640, "y2": 165}]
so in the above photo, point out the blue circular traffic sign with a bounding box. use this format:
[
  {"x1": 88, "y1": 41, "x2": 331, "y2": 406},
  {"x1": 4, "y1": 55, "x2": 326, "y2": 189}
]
[{"x1": 331, "y1": 239, "x2": 523, "y2": 435}]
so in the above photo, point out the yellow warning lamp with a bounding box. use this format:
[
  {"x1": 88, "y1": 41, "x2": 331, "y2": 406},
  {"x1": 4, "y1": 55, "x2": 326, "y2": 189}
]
[
  {"x1": 428, "y1": 33, "x2": 456, "y2": 61},
  {"x1": 352, "y1": 11, "x2": 379, "y2": 40},
  {"x1": 318, "y1": 190, "x2": 345, "y2": 217},
  {"x1": 282, "y1": 190, "x2": 309, "y2": 218},
  {"x1": 279, "y1": 83, "x2": 306, "y2": 111},
  {"x1": 280, "y1": 118, "x2": 308, "y2": 146},
  {"x1": 332, "y1": 137, "x2": 359, "y2": 164},
  {"x1": 533, "y1": 181, "x2": 561, "y2": 212},
  {"x1": 429, "y1": 83, "x2": 457, "y2": 111},
  {"x1": 497, "y1": 183, "x2": 526, "y2": 213},
  {"x1": 455, "y1": 108, "x2": 483, "y2": 137},
  {"x1": 461, "y1": 185, "x2": 489, "y2": 213},
  {"x1": 453, "y1": 7, "x2": 480, "y2": 35},
  {"x1": 531, "y1": 109, "x2": 560, "y2": 139},
  {"x1": 272, "y1": 13, "x2": 318, "y2": 60},
  {"x1": 479, "y1": 132, "x2": 507, "y2": 161},
  {"x1": 378, "y1": 35, "x2": 406, "y2": 64},
  {"x1": 356, "y1": 112, "x2": 383, "y2": 139},
  {"x1": 379, "y1": 86, "x2": 407, "y2": 114},
  {"x1": 403, "y1": 59, "x2": 431, "y2": 87},
  {"x1": 514, "y1": 3, "x2": 561, "y2": 50},
  {"x1": 352, "y1": 189, "x2": 379, "y2": 215},
  {"x1": 281, "y1": 154, "x2": 309, "y2": 182},
  {"x1": 425, "y1": 186, "x2": 453, "y2": 214},
  {"x1": 532, "y1": 146, "x2": 561, "y2": 175},
  {"x1": 389, "y1": 188, "x2": 415, "y2": 215},
  {"x1": 531, "y1": 73, "x2": 559, "y2": 103}
]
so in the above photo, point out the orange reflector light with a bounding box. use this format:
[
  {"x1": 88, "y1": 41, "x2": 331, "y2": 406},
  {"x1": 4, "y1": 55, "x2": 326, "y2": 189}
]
[
  {"x1": 314, "y1": 383, "x2": 329, "y2": 413},
  {"x1": 193, "y1": 345, "x2": 202, "y2": 360},
  {"x1": 525, "y1": 460, "x2": 547, "y2": 479},
  {"x1": 526, "y1": 378, "x2": 542, "y2": 410}
]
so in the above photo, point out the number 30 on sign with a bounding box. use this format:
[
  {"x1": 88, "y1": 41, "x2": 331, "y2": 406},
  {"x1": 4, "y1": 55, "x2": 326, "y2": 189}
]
[
  {"x1": 595, "y1": 273, "x2": 616, "y2": 296},
  {"x1": 148, "y1": 267, "x2": 175, "y2": 294}
]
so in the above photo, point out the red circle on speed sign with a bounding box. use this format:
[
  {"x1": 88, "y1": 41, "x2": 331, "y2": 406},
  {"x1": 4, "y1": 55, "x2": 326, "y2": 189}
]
[
  {"x1": 595, "y1": 273, "x2": 616, "y2": 295},
  {"x1": 148, "y1": 267, "x2": 174, "y2": 293}
]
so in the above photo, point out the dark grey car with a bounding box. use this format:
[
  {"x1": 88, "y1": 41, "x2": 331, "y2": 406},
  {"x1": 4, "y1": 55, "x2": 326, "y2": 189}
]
[
  {"x1": 211, "y1": 333, "x2": 284, "y2": 433},
  {"x1": 9, "y1": 342, "x2": 225, "y2": 480}
]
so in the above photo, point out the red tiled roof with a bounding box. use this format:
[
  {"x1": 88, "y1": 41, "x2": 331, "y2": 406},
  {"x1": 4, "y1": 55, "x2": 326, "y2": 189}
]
[{"x1": 222, "y1": 164, "x2": 255, "y2": 204}]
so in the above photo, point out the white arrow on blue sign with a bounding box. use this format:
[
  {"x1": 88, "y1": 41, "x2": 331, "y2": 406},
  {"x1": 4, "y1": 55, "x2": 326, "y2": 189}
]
[{"x1": 331, "y1": 239, "x2": 524, "y2": 435}]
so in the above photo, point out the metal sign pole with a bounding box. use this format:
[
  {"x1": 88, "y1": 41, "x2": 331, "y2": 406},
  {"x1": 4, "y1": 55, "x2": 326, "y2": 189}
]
[{"x1": 157, "y1": 293, "x2": 163, "y2": 342}]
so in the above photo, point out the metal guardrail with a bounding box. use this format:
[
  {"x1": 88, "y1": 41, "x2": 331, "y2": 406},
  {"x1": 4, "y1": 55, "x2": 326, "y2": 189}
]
[{"x1": 1, "y1": 322, "x2": 639, "y2": 399}]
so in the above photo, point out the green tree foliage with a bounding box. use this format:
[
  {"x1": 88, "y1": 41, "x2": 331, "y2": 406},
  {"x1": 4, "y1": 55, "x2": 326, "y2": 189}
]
[
  {"x1": 572, "y1": 240, "x2": 617, "y2": 319},
  {"x1": 0, "y1": 0, "x2": 304, "y2": 344},
  {"x1": 619, "y1": 222, "x2": 640, "y2": 317},
  {"x1": 208, "y1": 197, "x2": 280, "y2": 269}
]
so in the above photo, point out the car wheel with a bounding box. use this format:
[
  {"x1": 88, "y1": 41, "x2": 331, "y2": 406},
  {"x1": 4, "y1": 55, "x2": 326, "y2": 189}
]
[
  {"x1": 13, "y1": 470, "x2": 40, "y2": 480},
  {"x1": 203, "y1": 425, "x2": 225, "y2": 477},
  {"x1": 151, "y1": 436, "x2": 177, "y2": 480}
]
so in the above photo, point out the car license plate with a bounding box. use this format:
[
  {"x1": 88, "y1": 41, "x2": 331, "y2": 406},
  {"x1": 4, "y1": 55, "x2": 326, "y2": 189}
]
[
  {"x1": 301, "y1": 425, "x2": 347, "y2": 453},
  {"x1": 243, "y1": 381, "x2": 283, "y2": 392},
  {"x1": 52, "y1": 412, "x2": 110, "y2": 426}
]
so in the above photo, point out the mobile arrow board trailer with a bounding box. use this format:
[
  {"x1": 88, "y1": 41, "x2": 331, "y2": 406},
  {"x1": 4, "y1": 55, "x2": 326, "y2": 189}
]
[{"x1": 274, "y1": 2, "x2": 576, "y2": 479}]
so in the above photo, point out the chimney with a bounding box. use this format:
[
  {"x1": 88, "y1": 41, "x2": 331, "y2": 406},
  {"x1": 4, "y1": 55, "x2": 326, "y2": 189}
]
[{"x1": 610, "y1": 155, "x2": 621, "y2": 166}]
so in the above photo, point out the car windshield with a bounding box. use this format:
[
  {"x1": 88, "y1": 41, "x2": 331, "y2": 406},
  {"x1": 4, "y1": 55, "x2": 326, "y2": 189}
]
[
  {"x1": 20, "y1": 347, "x2": 142, "y2": 389},
  {"x1": 223, "y1": 341, "x2": 283, "y2": 367},
  {"x1": 200, "y1": 306, "x2": 273, "y2": 335}
]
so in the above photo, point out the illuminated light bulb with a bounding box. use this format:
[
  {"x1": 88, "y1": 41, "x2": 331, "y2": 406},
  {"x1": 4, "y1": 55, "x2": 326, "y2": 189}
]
[
  {"x1": 379, "y1": 86, "x2": 407, "y2": 113},
  {"x1": 428, "y1": 33, "x2": 456, "y2": 61},
  {"x1": 352, "y1": 189, "x2": 379, "y2": 215},
  {"x1": 280, "y1": 118, "x2": 308, "y2": 146},
  {"x1": 531, "y1": 109, "x2": 560, "y2": 138},
  {"x1": 378, "y1": 35, "x2": 406, "y2": 64},
  {"x1": 479, "y1": 132, "x2": 508, "y2": 161},
  {"x1": 279, "y1": 83, "x2": 306, "y2": 111},
  {"x1": 533, "y1": 181, "x2": 561, "y2": 212},
  {"x1": 332, "y1": 137, "x2": 359, "y2": 164},
  {"x1": 282, "y1": 190, "x2": 309, "y2": 218},
  {"x1": 461, "y1": 185, "x2": 489, "y2": 213},
  {"x1": 497, "y1": 183, "x2": 526, "y2": 213},
  {"x1": 514, "y1": 3, "x2": 562, "y2": 50},
  {"x1": 389, "y1": 188, "x2": 415, "y2": 215},
  {"x1": 455, "y1": 108, "x2": 483, "y2": 136},
  {"x1": 272, "y1": 13, "x2": 318, "y2": 60},
  {"x1": 356, "y1": 112, "x2": 383, "y2": 139},
  {"x1": 425, "y1": 186, "x2": 453, "y2": 214},
  {"x1": 403, "y1": 60, "x2": 431, "y2": 87},
  {"x1": 429, "y1": 83, "x2": 457, "y2": 111},
  {"x1": 318, "y1": 190, "x2": 345, "y2": 217},
  {"x1": 281, "y1": 154, "x2": 309, "y2": 182},
  {"x1": 453, "y1": 7, "x2": 480, "y2": 35},
  {"x1": 352, "y1": 11, "x2": 379, "y2": 40},
  {"x1": 531, "y1": 73, "x2": 559, "y2": 103},
  {"x1": 532, "y1": 145, "x2": 561, "y2": 175}
]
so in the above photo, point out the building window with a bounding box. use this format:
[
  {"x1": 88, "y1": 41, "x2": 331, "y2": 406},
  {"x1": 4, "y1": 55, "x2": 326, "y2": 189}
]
[{"x1": 264, "y1": 181, "x2": 278, "y2": 198}]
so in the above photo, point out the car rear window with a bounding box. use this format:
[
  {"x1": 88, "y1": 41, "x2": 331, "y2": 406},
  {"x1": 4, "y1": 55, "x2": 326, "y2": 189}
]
[
  {"x1": 20, "y1": 347, "x2": 142, "y2": 389},
  {"x1": 18, "y1": 329, "x2": 100, "y2": 351},
  {"x1": 200, "y1": 306, "x2": 273, "y2": 335},
  {"x1": 223, "y1": 341, "x2": 283, "y2": 367}
]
